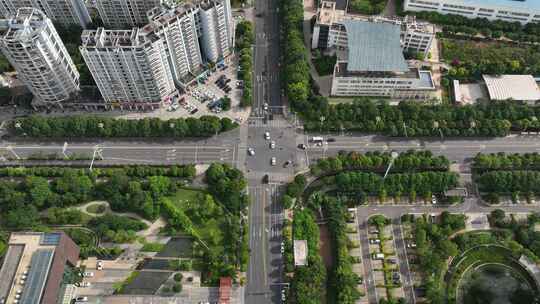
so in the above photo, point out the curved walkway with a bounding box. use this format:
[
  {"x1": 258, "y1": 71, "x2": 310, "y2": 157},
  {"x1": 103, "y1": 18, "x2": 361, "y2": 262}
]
[{"x1": 76, "y1": 201, "x2": 152, "y2": 226}]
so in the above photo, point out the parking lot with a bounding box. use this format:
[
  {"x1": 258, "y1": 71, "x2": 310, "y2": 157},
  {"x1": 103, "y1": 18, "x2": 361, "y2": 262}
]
[
  {"x1": 366, "y1": 221, "x2": 405, "y2": 302},
  {"x1": 346, "y1": 208, "x2": 368, "y2": 304},
  {"x1": 74, "y1": 258, "x2": 135, "y2": 298},
  {"x1": 161, "y1": 60, "x2": 249, "y2": 123}
]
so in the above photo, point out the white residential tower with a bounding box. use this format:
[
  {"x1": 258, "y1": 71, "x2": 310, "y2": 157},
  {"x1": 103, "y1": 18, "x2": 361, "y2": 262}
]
[
  {"x1": 0, "y1": 8, "x2": 80, "y2": 105},
  {"x1": 96, "y1": 0, "x2": 162, "y2": 29},
  {"x1": 0, "y1": 0, "x2": 92, "y2": 28}
]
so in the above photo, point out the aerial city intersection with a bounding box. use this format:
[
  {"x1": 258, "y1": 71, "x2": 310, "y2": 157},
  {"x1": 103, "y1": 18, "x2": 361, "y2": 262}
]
[{"x1": 0, "y1": 0, "x2": 540, "y2": 304}]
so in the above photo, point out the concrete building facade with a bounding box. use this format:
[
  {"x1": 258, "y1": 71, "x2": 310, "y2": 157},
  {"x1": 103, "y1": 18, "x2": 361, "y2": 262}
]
[
  {"x1": 329, "y1": 20, "x2": 435, "y2": 99},
  {"x1": 80, "y1": 28, "x2": 177, "y2": 109},
  {"x1": 198, "y1": 0, "x2": 233, "y2": 63},
  {"x1": 312, "y1": 0, "x2": 435, "y2": 56},
  {"x1": 0, "y1": 0, "x2": 92, "y2": 28},
  {"x1": 0, "y1": 8, "x2": 80, "y2": 105},
  {"x1": 146, "y1": 5, "x2": 203, "y2": 84},
  {"x1": 96, "y1": 0, "x2": 162, "y2": 29},
  {"x1": 404, "y1": 0, "x2": 540, "y2": 24},
  {"x1": 81, "y1": 0, "x2": 233, "y2": 107}
]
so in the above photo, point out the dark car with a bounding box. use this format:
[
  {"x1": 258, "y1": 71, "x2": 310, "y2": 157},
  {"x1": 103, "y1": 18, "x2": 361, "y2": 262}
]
[
  {"x1": 225, "y1": 78, "x2": 231, "y2": 84},
  {"x1": 190, "y1": 108, "x2": 199, "y2": 114},
  {"x1": 326, "y1": 138, "x2": 336, "y2": 142},
  {"x1": 297, "y1": 143, "x2": 307, "y2": 150},
  {"x1": 262, "y1": 174, "x2": 269, "y2": 184}
]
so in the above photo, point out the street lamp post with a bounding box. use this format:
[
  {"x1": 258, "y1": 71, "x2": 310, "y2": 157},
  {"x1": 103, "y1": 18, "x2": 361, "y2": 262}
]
[
  {"x1": 403, "y1": 122, "x2": 408, "y2": 137},
  {"x1": 383, "y1": 151, "x2": 399, "y2": 179},
  {"x1": 89, "y1": 144, "x2": 103, "y2": 171}
]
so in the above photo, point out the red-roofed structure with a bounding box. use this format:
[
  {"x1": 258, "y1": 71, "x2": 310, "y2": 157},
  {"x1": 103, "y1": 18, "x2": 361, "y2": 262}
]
[{"x1": 219, "y1": 277, "x2": 232, "y2": 304}]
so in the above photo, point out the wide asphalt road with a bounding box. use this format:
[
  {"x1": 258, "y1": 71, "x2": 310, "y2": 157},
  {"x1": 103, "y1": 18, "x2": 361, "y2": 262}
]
[{"x1": 305, "y1": 133, "x2": 540, "y2": 163}]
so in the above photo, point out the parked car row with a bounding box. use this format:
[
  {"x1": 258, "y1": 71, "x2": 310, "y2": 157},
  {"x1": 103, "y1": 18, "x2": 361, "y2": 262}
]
[{"x1": 215, "y1": 75, "x2": 232, "y2": 93}]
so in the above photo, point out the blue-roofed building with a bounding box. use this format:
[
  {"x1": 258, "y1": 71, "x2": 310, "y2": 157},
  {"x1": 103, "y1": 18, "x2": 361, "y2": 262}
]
[
  {"x1": 329, "y1": 19, "x2": 436, "y2": 99},
  {"x1": 404, "y1": 0, "x2": 540, "y2": 24}
]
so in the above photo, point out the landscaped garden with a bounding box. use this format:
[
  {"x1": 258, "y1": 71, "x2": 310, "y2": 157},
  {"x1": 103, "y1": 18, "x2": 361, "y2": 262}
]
[
  {"x1": 404, "y1": 209, "x2": 540, "y2": 304},
  {"x1": 0, "y1": 163, "x2": 249, "y2": 287},
  {"x1": 282, "y1": 150, "x2": 457, "y2": 304}
]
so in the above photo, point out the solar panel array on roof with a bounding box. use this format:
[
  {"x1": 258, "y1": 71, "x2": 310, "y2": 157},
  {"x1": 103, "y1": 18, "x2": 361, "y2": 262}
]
[
  {"x1": 40, "y1": 233, "x2": 61, "y2": 245},
  {"x1": 20, "y1": 249, "x2": 54, "y2": 304},
  {"x1": 341, "y1": 20, "x2": 408, "y2": 73}
]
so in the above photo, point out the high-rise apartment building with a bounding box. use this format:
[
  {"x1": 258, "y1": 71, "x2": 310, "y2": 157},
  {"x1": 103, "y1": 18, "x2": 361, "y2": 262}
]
[
  {"x1": 96, "y1": 0, "x2": 162, "y2": 29},
  {"x1": 0, "y1": 8, "x2": 80, "y2": 105},
  {"x1": 198, "y1": 0, "x2": 233, "y2": 63},
  {"x1": 80, "y1": 28, "x2": 177, "y2": 109},
  {"x1": 146, "y1": 5, "x2": 203, "y2": 83},
  {"x1": 0, "y1": 0, "x2": 92, "y2": 28},
  {"x1": 80, "y1": 0, "x2": 233, "y2": 107}
]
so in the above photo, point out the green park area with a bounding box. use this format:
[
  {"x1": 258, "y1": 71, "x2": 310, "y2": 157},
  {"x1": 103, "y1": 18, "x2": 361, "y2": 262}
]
[{"x1": 0, "y1": 163, "x2": 249, "y2": 286}]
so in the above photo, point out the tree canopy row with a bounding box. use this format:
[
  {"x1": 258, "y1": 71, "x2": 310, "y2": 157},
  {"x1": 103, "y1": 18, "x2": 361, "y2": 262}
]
[
  {"x1": 473, "y1": 153, "x2": 540, "y2": 172},
  {"x1": 321, "y1": 195, "x2": 361, "y2": 303},
  {"x1": 0, "y1": 165, "x2": 196, "y2": 178},
  {"x1": 335, "y1": 171, "x2": 459, "y2": 198},
  {"x1": 235, "y1": 20, "x2": 254, "y2": 107},
  {"x1": 311, "y1": 150, "x2": 450, "y2": 176},
  {"x1": 290, "y1": 209, "x2": 327, "y2": 304},
  {"x1": 11, "y1": 115, "x2": 238, "y2": 138}
]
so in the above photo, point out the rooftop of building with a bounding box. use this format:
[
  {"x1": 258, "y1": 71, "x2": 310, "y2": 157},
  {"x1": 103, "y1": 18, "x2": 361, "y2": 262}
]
[
  {"x1": 0, "y1": 8, "x2": 49, "y2": 42},
  {"x1": 317, "y1": 1, "x2": 434, "y2": 34},
  {"x1": 0, "y1": 232, "x2": 79, "y2": 304},
  {"x1": 83, "y1": 0, "x2": 214, "y2": 49},
  {"x1": 341, "y1": 20, "x2": 409, "y2": 72},
  {"x1": 81, "y1": 27, "x2": 154, "y2": 48},
  {"x1": 482, "y1": 74, "x2": 540, "y2": 102},
  {"x1": 451, "y1": 0, "x2": 540, "y2": 11}
]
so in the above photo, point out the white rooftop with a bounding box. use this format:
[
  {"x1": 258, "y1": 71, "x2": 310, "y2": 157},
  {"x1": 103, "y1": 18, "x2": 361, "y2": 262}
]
[
  {"x1": 483, "y1": 75, "x2": 540, "y2": 102},
  {"x1": 293, "y1": 240, "x2": 307, "y2": 266}
]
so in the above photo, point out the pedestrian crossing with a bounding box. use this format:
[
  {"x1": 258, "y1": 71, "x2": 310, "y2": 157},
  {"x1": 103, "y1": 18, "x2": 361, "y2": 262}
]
[{"x1": 248, "y1": 117, "x2": 292, "y2": 128}]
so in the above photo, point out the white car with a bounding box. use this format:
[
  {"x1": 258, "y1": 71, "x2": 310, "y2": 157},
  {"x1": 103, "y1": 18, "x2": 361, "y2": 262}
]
[
  {"x1": 270, "y1": 141, "x2": 276, "y2": 149},
  {"x1": 431, "y1": 195, "x2": 437, "y2": 204},
  {"x1": 248, "y1": 148, "x2": 255, "y2": 156},
  {"x1": 82, "y1": 272, "x2": 94, "y2": 277},
  {"x1": 271, "y1": 157, "x2": 276, "y2": 166},
  {"x1": 263, "y1": 103, "x2": 269, "y2": 111},
  {"x1": 97, "y1": 260, "x2": 103, "y2": 270},
  {"x1": 264, "y1": 132, "x2": 270, "y2": 140},
  {"x1": 77, "y1": 282, "x2": 91, "y2": 287},
  {"x1": 74, "y1": 297, "x2": 88, "y2": 302}
]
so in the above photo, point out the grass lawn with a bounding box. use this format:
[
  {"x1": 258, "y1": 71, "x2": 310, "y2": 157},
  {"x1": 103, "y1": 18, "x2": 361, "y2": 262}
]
[
  {"x1": 169, "y1": 188, "x2": 204, "y2": 207},
  {"x1": 86, "y1": 202, "x2": 107, "y2": 214},
  {"x1": 141, "y1": 242, "x2": 165, "y2": 252},
  {"x1": 168, "y1": 188, "x2": 227, "y2": 255}
]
